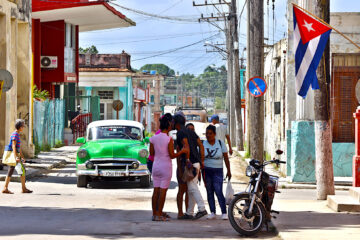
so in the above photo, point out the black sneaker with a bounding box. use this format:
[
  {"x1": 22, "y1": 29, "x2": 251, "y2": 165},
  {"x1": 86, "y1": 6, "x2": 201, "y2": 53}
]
[
  {"x1": 193, "y1": 210, "x2": 208, "y2": 220},
  {"x1": 178, "y1": 214, "x2": 193, "y2": 220}
]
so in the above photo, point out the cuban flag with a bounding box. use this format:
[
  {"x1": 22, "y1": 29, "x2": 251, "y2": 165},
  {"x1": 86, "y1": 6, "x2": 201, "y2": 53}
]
[{"x1": 293, "y1": 5, "x2": 332, "y2": 98}]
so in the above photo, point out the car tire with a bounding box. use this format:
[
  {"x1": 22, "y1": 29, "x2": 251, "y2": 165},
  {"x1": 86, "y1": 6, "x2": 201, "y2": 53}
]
[
  {"x1": 140, "y1": 175, "x2": 150, "y2": 188},
  {"x1": 77, "y1": 176, "x2": 88, "y2": 188}
]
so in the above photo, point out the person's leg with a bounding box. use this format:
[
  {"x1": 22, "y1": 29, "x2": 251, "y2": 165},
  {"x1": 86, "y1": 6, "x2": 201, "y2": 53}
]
[
  {"x1": 3, "y1": 166, "x2": 15, "y2": 193},
  {"x1": 152, "y1": 187, "x2": 160, "y2": 216},
  {"x1": 157, "y1": 187, "x2": 168, "y2": 217},
  {"x1": 204, "y1": 168, "x2": 216, "y2": 214},
  {"x1": 186, "y1": 163, "x2": 206, "y2": 215},
  {"x1": 177, "y1": 183, "x2": 187, "y2": 217},
  {"x1": 185, "y1": 186, "x2": 189, "y2": 211},
  {"x1": 213, "y1": 168, "x2": 227, "y2": 214}
]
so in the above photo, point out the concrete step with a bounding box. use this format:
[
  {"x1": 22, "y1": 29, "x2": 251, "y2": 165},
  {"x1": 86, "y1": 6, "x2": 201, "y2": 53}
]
[
  {"x1": 349, "y1": 187, "x2": 360, "y2": 202},
  {"x1": 327, "y1": 195, "x2": 360, "y2": 212}
]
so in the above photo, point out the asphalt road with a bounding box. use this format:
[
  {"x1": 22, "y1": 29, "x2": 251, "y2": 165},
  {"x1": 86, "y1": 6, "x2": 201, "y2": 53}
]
[{"x1": 0, "y1": 160, "x2": 281, "y2": 240}]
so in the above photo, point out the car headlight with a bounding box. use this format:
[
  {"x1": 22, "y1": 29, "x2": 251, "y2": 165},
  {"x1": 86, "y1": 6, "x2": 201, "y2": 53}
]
[
  {"x1": 139, "y1": 149, "x2": 149, "y2": 158},
  {"x1": 78, "y1": 149, "x2": 88, "y2": 158},
  {"x1": 85, "y1": 160, "x2": 94, "y2": 169},
  {"x1": 246, "y1": 166, "x2": 256, "y2": 177}
]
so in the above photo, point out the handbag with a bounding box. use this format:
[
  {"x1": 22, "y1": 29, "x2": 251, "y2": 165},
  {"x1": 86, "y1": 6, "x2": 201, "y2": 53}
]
[
  {"x1": 2, "y1": 151, "x2": 17, "y2": 166},
  {"x1": 182, "y1": 161, "x2": 197, "y2": 182}
]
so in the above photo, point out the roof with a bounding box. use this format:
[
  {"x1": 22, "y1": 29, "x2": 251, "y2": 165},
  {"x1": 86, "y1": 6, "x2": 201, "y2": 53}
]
[
  {"x1": 79, "y1": 68, "x2": 134, "y2": 72},
  {"x1": 87, "y1": 120, "x2": 144, "y2": 130},
  {"x1": 32, "y1": 1, "x2": 135, "y2": 32}
]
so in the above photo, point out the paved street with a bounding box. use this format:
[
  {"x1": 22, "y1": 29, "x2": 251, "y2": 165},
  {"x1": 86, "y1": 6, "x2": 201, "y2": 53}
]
[{"x1": 0, "y1": 156, "x2": 279, "y2": 240}]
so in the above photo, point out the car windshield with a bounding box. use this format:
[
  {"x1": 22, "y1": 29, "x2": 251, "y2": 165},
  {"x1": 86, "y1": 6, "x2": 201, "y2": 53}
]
[
  {"x1": 185, "y1": 114, "x2": 201, "y2": 121},
  {"x1": 88, "y1": 126, "x2": 142, "y2": 141}
]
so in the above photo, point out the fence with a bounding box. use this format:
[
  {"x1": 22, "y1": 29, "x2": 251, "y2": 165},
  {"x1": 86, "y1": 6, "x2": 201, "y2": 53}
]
[
  {"x1": 65, "y1": 96, "x2": 100, "y2": 127},
  {"x1": 71, "y1": 113, "x2": 92, "y2": 143},
  {"x1": 33, "y1": 99, "x2": 65, "y2": 149}
]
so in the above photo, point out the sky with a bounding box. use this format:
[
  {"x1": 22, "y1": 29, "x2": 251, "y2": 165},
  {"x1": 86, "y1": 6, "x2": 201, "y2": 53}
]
[{"x1": 79, "y1": 0, "x2": 360, "y2": 75}]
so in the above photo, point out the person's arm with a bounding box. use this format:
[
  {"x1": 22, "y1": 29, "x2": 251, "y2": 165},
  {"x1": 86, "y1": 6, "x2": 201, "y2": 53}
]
[
  {"x1": 12, "y1": 140, "x2": 20, "y2": 162},
  {"x1": 168, "y1": 138, "x2": 186, "y2": 159},
  {"x1": 149, "y1": 143, "x2": 155, "y2": 157},
  {"x1": 197, "y1": 138, "x2": 205, "y2": 169},
  {"x1": 181, "y1": 138, "x2": 190, "y2": 160},
  {"x1": 223, "y1": 152, "x2": 231, "y2": 180},
  {"x1": 226, "y1": 134, "x2": 233, "y2": 155}
]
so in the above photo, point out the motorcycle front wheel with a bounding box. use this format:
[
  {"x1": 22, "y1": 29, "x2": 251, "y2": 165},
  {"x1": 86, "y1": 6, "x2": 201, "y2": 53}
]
[{"x1": 228, "y1": 194, "x2": 266, "y2": 236}]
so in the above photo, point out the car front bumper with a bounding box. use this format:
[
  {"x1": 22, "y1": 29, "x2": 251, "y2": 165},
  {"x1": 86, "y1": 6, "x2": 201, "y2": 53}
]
[{"x1": 76, "y1": 165, "x2": 150, "y2": 177}]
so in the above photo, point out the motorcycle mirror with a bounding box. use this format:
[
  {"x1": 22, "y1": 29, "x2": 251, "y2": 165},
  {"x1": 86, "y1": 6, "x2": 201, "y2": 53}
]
[{"x1": 276, "y1": 149, "x2": 283, "y2": 155}]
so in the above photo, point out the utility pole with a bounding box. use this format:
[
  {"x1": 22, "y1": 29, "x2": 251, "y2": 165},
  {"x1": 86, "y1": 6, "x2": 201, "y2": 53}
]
[
  {"x1": 313, "y1": 0, "x2": 334, "y2": 200},
  {"x1": 230, "y1": 0, "x2": 244, "y2": 150},
  {"x1": 226, "y1": 27, "x2": 235, "y2": 144},
  {"x1": 248, "y1": 0, "x2": 264, "y2": 160}
]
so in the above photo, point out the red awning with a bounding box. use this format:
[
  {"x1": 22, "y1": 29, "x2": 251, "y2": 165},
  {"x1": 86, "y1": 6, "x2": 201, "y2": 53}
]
[{"x1": 32, "y1": 1, "x2": 135, "y2": 32}]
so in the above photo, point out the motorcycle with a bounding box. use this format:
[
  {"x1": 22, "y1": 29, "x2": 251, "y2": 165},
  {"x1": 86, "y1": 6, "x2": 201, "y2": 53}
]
[{"x1": 228, "y1": 150, "x2": 286, "y2": 236}]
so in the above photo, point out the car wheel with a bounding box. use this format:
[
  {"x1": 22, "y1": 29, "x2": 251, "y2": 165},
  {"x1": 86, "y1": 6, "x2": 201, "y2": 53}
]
[
  {"x1": 77, "y1": 176, "x2": 88, "y2": 188},
  {"x1": 140, "y1": 175, "x2": 150, "y2": 188}
]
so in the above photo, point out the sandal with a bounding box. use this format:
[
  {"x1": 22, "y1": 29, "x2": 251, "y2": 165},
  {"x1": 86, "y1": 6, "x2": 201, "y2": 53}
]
[
  {"x1": 153, "y1": 215, "x2": 169, "y2": 221},
  {"x1": 2, "y1": 189, "x2": 14, "y2": 194},
  {"x1": 163, "y1": 212, "x2": 171, "y2": 219},
  {"x1": 22, "y1": 189, "x2": 33, "y2": 194}
]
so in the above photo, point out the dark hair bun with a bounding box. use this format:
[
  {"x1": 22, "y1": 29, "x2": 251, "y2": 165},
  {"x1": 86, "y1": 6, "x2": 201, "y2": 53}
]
[{"x1": 159, "y1": 116, "x2": 170, "y2": 130}]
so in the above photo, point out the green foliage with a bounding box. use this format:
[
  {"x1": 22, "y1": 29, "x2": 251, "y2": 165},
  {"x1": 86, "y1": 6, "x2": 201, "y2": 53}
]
[
  {"x1": 34, "y1": 142, "x2": 41, "y2": 158},
  {"x1": 181, "y1": 65, "x2": 227, "y2": 101},
  {"x1": 145, "y1": 131, "x2": 154, "y2": 138},
  {"x1": 33, "y1": 86, "x2": 49, "y2": 100},
  {"x1": 79, "y1": 45, "x2": 99, "y2": 54},
  {"x1": 42, "y1": 144, "x2": 52, "y2": 152},
  {"x1": 140, "y1": 64, "x2": 175, "y2": 76},
  {"x1": 265, "y1": 152, "x2": 272, "y2": 161},
  {"x1": 244, "y1": 151, "x2": 251, "y2": 158},
  {"x1": 54, "y1": 141, "x2": 64, "y2": 148},
  {"x1": 215, "y1": 96, "x2": 225, "y2": 110}
]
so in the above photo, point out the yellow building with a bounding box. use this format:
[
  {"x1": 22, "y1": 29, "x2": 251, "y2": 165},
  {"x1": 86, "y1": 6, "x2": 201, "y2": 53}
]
[{"x1": 0, "y1": 0, "x2": 33, "y2": 157}]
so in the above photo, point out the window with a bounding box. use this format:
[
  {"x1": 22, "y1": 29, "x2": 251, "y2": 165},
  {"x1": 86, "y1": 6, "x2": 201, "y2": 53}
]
[
  {"x1": 98, "y1": 91, "x2": 114, "y2": 100},
  {"x1": 88, "y1": 126, "x2": 142, "y2": 140}
]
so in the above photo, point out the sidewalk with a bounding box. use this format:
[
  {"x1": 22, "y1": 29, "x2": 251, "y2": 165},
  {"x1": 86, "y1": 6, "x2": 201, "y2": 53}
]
[
  {"x1": 0, "y1": 146, "x2": 78, "y2": 182},
  {"x1": 233, "y1": 150, "x2": 360, "y2": 239}
]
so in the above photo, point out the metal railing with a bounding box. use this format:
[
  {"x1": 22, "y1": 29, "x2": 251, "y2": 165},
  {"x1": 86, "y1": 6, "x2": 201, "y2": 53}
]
[{"x1": 71, "y1": 113, "x2": 92, "y2": 143}]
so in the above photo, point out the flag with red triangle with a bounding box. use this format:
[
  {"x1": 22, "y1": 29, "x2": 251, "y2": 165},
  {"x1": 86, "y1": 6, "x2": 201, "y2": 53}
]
[{"x1": 293, "y1": 5, "x2": 332, "y2": 98}]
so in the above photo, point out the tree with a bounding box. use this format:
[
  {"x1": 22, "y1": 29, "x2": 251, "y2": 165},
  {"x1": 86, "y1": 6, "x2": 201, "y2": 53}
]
[
  {"x1": 79, "y1": 45, "x2": 99, "y2": 54},
  {"x1": 139, "y1": 64, "x2": 175, "y2": 76}
]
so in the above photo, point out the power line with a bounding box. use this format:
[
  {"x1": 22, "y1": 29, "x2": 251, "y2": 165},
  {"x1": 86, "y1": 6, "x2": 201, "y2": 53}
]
[
  {"x1": 132, "y1": 33, "x2": 220, "y2": 61},
  {"x1": 109, "y1": 2, "x2": 198, "y2": 23}
]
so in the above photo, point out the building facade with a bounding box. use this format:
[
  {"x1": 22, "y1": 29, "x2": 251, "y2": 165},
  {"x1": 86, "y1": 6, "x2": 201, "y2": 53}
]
[
  {"x1": 79, "y1": 52, "x2": 134, "y2": 121},
  {"x1": 0, "y1": 0, "x2": 33, "y2": 157},
  {"x1": 263, "y1": 0, "x2": 360, "y2": 181}
]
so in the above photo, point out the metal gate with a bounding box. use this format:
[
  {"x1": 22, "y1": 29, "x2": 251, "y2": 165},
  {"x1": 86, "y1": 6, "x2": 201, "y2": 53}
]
[{"x1": 65, "y1": 96, "x2": 100, "y2": 127}]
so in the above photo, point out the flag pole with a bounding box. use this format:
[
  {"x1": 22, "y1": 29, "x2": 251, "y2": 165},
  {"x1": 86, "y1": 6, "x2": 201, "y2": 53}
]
[{"x1": 292, "y1": 3, "x2": 360, "y2": 50}]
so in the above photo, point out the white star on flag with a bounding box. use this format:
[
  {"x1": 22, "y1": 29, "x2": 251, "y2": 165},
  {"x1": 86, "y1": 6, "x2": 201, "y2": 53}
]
[{"x1": 303, "y1": 20, "x2": 315, "y2": 32}]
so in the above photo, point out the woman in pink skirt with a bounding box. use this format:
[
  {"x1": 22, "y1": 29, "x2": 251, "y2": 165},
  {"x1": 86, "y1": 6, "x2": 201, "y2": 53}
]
[{"x1": 150, "y1": 116, "x2": 187, "y2": 221}]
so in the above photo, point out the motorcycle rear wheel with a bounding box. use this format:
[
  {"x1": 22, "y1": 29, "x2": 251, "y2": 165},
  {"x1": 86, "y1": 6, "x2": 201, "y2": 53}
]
[{"x1": 228, "y1": 194, "x2": 266, "y2": 236}]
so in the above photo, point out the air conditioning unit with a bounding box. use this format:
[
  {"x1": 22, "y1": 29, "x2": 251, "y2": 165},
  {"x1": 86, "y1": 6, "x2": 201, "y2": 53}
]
[{"x1": 41, "y1": 56, "x2": 58, "y2": 68}]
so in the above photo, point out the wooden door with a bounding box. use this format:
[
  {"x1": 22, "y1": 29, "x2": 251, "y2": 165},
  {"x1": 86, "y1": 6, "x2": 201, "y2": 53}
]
[{"x1": 331, "y1": 54, "x2": 360, "y2": 142}]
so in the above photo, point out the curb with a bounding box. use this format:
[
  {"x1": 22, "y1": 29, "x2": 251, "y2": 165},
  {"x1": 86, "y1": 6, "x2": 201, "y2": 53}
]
[
  {"x1": 0, "y1": 159, "x2": 68, "y2": 182},
  {"x1": 279, "y1": 183, "x2": 351, "y2": 191}
]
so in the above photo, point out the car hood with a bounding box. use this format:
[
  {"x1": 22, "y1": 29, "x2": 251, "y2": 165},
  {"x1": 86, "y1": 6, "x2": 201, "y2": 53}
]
[{"x1": 83, "y1": 139, "x2": 145, "y2": 159}]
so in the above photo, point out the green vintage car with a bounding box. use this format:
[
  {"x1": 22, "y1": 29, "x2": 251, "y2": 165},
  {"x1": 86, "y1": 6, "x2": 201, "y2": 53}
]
[{"x1": 75, "y1": 120, "x2": 150, "y2": 188}]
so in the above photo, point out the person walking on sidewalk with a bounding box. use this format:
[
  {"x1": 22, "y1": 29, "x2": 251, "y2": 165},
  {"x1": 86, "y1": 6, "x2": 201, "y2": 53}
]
[
  {"x1": 174, "y1": 114, "x2": 207, "y2": 220},
  {"x1": 150, "y1": 116, "x2": 187, "y2": 221},
  {"x1": 2, "y1": 119, "x2": 32, "y2": 194},
  {"x1": 203, "y1": 125, "x2": 231, "y2": 220},
  {"x1": 210, "y1": 114, "x2": 233, "y2": 156}
]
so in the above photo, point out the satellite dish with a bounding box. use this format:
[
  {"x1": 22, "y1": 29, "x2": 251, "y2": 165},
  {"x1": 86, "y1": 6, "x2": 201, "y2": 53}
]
[{"x1": 0, "y1": 69, "x2": 14, "y2": 92}]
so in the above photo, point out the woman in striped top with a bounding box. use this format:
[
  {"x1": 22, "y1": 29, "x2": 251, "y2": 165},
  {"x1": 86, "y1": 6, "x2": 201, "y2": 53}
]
[{"x1": 2, "y1": 119, "x2": 32, "y2": 194}]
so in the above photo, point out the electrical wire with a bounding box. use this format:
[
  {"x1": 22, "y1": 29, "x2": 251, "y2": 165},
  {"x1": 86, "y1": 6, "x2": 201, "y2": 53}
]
[{"x1": 132, "y1": 33, "x2": 220, "y2": 61}]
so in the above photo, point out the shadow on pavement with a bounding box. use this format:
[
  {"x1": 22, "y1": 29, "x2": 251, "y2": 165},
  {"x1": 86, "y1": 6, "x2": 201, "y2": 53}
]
[
  {"x1": 274, "y1": 210, "x2": 360, "y2": 232},
  {"x1": 0, "y1": 206, "x2": 278, "y2": 239}
]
